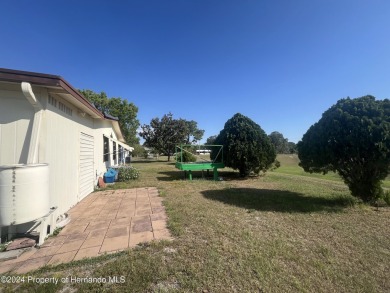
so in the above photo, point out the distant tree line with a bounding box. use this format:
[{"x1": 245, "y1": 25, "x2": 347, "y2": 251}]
[
  {"x1": 207, "y1": 131, "x2": 296, "y2": 155},
  {"x1": 268, "y1": 131, "x2": 297, "y2": 154}
]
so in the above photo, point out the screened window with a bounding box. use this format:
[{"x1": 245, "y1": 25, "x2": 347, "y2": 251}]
[
  {"x1": 119, "y1": 145, "x2": 123, "y2": 163},
  {"x1": 103, "y1": 136, "x2": 109, "y2": 162},
  {"x1": 113, "y1": 142, "x2": 117, "y2": 161}
]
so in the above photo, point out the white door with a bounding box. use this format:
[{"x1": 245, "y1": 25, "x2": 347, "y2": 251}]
[{"x1": 79, "y1": 132, "x2": 94, "y2": 201}]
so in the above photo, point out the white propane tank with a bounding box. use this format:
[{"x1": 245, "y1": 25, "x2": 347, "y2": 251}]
[{"x1": 0, "y1": 164, "x2": 49, "y2": 227}]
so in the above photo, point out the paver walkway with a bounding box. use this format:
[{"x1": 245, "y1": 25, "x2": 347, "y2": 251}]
[{"x1": 0, "y1": 187, "x2": 171, "y2": 274}]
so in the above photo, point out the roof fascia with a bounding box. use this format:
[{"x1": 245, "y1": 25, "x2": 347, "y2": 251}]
[
  {"x1": 0, "y1": 68, "x2": 104, "y2": 119},
  {"x1": 111, "y1": 120, "x2": 126, "y2": 143}
]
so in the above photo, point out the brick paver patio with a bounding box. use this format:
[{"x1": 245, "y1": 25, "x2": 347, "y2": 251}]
[{"x1": 0, "y1": 187, "x2": 171, "y2": 274}]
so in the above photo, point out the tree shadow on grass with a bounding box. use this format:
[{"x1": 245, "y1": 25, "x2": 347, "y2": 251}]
[
  {"x1": 157, "y1": 170, "x2": 215, "y2": 181},
  {"x1": 157, "y1": 168, "x2": 252, "y2": 181},
  {"x1": 132, "y1": 160, "x2": 175, "y2": 165},
  {"x1": 218, "y1": 170, "x2": 259, "y2": 181},
  {"x1": 201, "y1": 188, "x2": 353, "y2": 213},
  {"x1": 157, "y1": 171, "x2": 185, "y2": 181}
]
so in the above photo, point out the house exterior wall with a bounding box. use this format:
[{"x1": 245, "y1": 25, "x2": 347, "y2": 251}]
[
  {"x1": 94, "y1": 119, "x2": 123, "y2": 178},
  {"x1": 42, "y1": 90, "x2": 96, "y2": 215},
  {"x1": 0, "y1": 82, "x2": 131, "y2": 236},
  {"x1": 0, "y1": 84, "x2": 35, "y2": 165}
]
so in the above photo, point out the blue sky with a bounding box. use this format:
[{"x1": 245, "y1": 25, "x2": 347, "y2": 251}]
[{"x1": 1, "y1": 0, "x2": 389, "y2": 143}]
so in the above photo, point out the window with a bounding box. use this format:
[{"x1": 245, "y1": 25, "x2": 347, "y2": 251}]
[
  {"x1": 103, "y1": 136, "x2": 109, "y2": 162},
  {"x1": 119, "y1": 145, "x2": 123, "y2": 163},
  {"x1": 113, "y1": 142, "x2": 117, "y2": 161}
]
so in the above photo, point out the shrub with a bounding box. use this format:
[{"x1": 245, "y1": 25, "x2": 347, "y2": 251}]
[
  {"x1": 117, "y1": 166, "x2": 140, "y2": 181},
  {"x1": 212, "y1": 113, "x2": 276, "y2": 177},
  {"x1": 52, "y1": 227, "x2": 63, "y2": 236},
  {"x1": 381, "y1": 191, "x2": 390, "y2": 206},
  {"x1": 298, "y1": 96, "x2": 390, "y2": 203},
  {"x1": 143, "y1": 149, "x2": 149, "y2": 159},
  {"x1": 176, "y1": 150, "x2": 197, "y2": 162},
  {"x1": 0, "y1": 243, "x2": 7, "y2": 252},
  {"x1": 131, "y1": 144, "x2": 146, "y2": 157},
  {"x1": 270, "y1": 159, "x2": 281, "y2": 171}
]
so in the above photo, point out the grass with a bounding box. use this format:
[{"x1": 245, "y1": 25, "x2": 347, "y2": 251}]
[
  {"x1": 275, "y1": 154, "x2": 347, "y2": 181},
  {"x1": 2, "y1": 156, "x2": 389, "y2": 292},
  {"x1": 275, "y1": 154, "x2": 390, "y2": 188}
]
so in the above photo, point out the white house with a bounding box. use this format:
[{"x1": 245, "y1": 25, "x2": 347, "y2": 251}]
[{"x1": 0, "y1": 68, "x2": 133, "y2": 243}]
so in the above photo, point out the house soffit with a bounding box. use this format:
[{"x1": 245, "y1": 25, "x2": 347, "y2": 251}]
[{"x1": 0, "y1": 68, "x2": 104, "y2": 119}]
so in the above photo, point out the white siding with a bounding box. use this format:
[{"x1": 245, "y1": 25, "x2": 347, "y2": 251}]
[
  {"x1": 79, "y1": 132, "x2": 94, "y2": 201},
  {"x1": 0, "y1": 83, "x2": 130, "y2": 227},
  {"x1": 43, "y1": 93, "x2": 94, "y2": 214},
  {"x1": 94, "y1": 120, "x2": 122, "y2": 178},
  {"x1": 0, "y1": 90, "x2": 34, "y2": 165}
]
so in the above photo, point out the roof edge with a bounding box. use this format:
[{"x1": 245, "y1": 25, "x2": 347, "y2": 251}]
[
  {"x1": 0, "y1": 68, "x2": 104, "y2": 119},
  {"x1": 103, "y1": 111, "x2": 119, "y2": 121}
]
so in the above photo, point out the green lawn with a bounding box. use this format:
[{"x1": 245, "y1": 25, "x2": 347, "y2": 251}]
[
  {"x1": 274, "y1": 154, "x2": 341, "y2": 181},
  {"x1": 3, "y1": 156, "x2": 389, "y2": 292},
  {"x1": 275, "y1": 154, "x2": 390, "y2": 188}
]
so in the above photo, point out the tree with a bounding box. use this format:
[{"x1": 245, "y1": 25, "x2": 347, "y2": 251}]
[
  {"x1": 131, "y1": 144, "x2": 147, "y2": 158},
  {"x1": 205, "y1": 135, "x2": 217, "y2": 145},
  {"x1": 183, "y1": 120, "x2": 205, "y2": 144},
  {"x1": 139, "y1": 113, "x2": 205, "y2": 161},
  {"x1": 79, "y1": 89, "x2": 140, "y2": 145},
  {"x1": 106, "y1": 97, "x2": 140, "y2": 146},
  {"x1": 139, "y1": 113, "x2": 187, "y2": 161},
  {"x1": 268, "y1": 131, "x2": 289, "y2": 154},
  {"x1": 212, "y1": 113, "x2": 276, "y2": 177},
  {"x1": 78, "y1": 90, "x2": 109, "y2": 112},
  {"x1": 288, "y1": 142, "x2": 297, "y2": 154},
  {"x1": 297, "y1": 95, "x2": 390, "y2": 203}
]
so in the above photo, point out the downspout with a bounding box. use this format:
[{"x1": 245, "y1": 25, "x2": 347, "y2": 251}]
[
  {"x1": 21, "y1": 82, "x2": 42, "y2": 164},
  {"x1": 3, "y1": 83, "x2": 46, "y2": 241},
  {"x1": 20, "y1": 83, "x2": 59, "y2": 242}
]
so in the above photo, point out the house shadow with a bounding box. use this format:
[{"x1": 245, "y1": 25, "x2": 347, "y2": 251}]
[{"x1": 201, "y1": 188, "x2": 353, "y2": 213}]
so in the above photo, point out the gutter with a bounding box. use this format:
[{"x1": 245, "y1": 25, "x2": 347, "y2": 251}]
[
  {"x1": 21, "y1": 82, "x2": 42, "y2": 164},
  {"x1": 0, "y1": 68, "x2": 104, "y2": 119}
]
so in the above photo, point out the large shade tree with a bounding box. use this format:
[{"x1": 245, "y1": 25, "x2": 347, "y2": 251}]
[
  {"x1": 139, "y1": 113, "x2": 204, "y2": 161},
  {"x1": 184, "y1": 120, "x2": 205, "y2": 144},
  {"x1": 297, "y1": 95, "x2": 390, "y2": 202},
  {"x1": 79, "y1": 89, "x2": 140, "y2": 145},
  {"x1": 213, "y1": 113, "x2": 276, "y2": 177}
]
